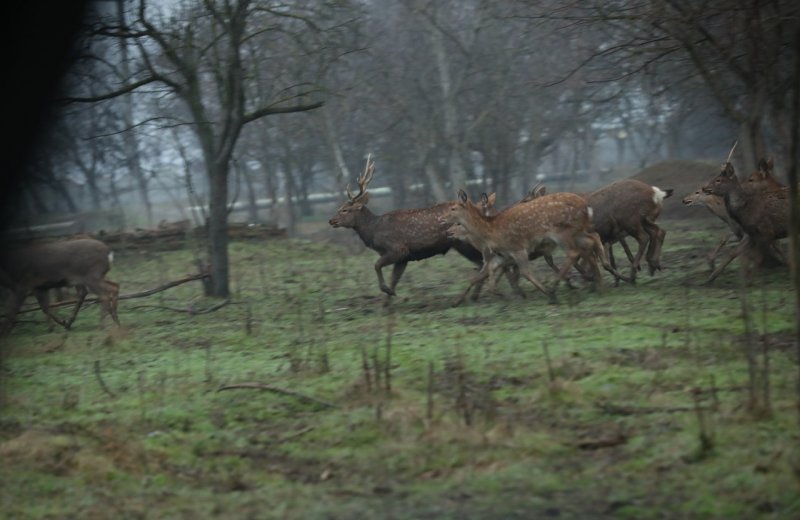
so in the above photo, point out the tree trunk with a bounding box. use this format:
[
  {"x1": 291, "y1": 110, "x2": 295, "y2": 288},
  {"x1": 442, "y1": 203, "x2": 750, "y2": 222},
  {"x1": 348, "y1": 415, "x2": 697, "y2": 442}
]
[
  {"x1": 241, "y1": 162, "x2": 260, "y2": 223},
  {"x1": 789, "y1": 28, "x2": 800, "y2": 421},
  {"x1": 424, "y1": 162, "x2": 449, "y2": 203},
  {"x1": 117, "y1": 0, "x2": 153, "y2": 227},
  {"x1": 207, "y1": 166, "x2": 230, "y2": 297},
  {"x1": 426, "y1": 7, "x2": 468, "y2": 196}
]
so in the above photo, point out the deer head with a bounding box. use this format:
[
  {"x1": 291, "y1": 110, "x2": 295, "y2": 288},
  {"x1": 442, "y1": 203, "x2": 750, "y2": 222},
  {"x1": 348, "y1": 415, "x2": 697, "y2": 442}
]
[
  {"x1": 329, "y1": 154, "x2": 376, "y2": 228},
  {"x1": 703, "y1": 145, "x2": 740, "y2": 197},
  {"x1": 744, "y1": 157, "x2": 782, "y2": 191},
  {"x1": 520, "y1": 182, "x2": 547, "y2": 203},
  {"x1": 445, "y1": 189, "x2": 484, "y2": 227},
  {"x1": 478, "y1": 192, "x2": 497, "y2": 216}
]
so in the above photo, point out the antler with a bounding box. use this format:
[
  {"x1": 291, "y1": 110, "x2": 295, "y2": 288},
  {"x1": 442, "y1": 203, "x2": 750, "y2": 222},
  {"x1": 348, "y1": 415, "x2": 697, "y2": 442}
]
[
  {"x1": 725, "y1": 141, "x2": 738, "y2": 164},
  {"x1": 346, "y1": 153, "x2": 376, "y2": 201}
]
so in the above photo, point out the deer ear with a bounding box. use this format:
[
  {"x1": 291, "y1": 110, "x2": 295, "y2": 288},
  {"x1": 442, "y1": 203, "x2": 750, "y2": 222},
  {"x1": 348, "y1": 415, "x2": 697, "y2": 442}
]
[
  {"x1": 458, "y1": 189, "x2": 468, "y2": 203},
  {"x1": 723, "y1": 163, "x2": 735, "y2": 177},
  {"x1": 480, "y1": 193, "x2": 489, "y2": 204},
  {"x1": 766, "y1": 157, "x2": 774, "y2": 171},
  {"x1": 359, "y1": 192, "x2": 370, "y2": 205},
  {"x1": 487, "y1": 192, "x2": 497, "y2": 206},
  {"x1": 758, "y1": 158, "x2": 768, "y2": 172}
]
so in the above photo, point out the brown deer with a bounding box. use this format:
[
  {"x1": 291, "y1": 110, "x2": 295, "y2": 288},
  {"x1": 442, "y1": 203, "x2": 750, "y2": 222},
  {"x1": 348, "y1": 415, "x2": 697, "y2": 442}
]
[
  {"x1": 445, "y1": 189, "x2": 628, "y2": 304},
  {"x1": 328, "y1": 155, "x2": 516, "y2": 298},
  {"x1": 702, "y1": 159, "x2": 789, "y2": 282},
  {"x1": 745, "y1": 158, "x2": 785, "y2": 191},
  {"x1": 581, "y1": 179, "x2": 672, "y2": 283},
  {"x1": 0, "y1": 238, "x2": 120, "y2": 335},
  {"x1": 682, "y1": 187, "x2": 744, "y2": 270}
]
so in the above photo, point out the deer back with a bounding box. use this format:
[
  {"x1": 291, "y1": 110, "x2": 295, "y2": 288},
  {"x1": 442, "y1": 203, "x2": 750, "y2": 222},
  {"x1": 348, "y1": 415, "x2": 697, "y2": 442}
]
[
  {"x1": 487, "y1": 192, "x2": 591, "y2": 249},
  {"x1": 586, "y1": 179, "x2": 664, "y2": 240},
  {"x1": 0, "y1": 238, "x2": 112, "y2": 291}
]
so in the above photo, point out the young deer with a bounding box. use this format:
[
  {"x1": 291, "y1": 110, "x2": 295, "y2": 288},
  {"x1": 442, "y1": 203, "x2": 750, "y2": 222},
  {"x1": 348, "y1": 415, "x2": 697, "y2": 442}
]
[
  {"x1": 0, "y1": 238, "x2": 120, "y2": 335},
  {"x1": 745, "y1": 158, "x2": 785, "y2": 191},
  {"x1": 329, "y1": 155, "x2": 511, "y2": 298},
  {"x1": 445, "y1": 190, "x2": 627, "y2": 304},
  {"x1": 583, "y1": 179, "x2": 673, "y2": 282},
  {"x1": 702, "y1": 160, "x2": 789, "y2": 282}
]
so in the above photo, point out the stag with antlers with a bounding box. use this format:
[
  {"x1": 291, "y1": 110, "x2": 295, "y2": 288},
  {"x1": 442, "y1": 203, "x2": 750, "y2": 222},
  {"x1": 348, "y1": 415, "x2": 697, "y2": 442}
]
[{"x1": 329, "y1": 155, "x2": 518, "y2": 299}]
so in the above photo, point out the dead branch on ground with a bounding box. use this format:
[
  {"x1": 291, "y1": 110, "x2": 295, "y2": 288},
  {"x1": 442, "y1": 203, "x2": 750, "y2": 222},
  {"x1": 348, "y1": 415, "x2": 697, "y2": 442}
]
[{"x1": 217, "y1": 382, "x2": 338, "y2": 409}]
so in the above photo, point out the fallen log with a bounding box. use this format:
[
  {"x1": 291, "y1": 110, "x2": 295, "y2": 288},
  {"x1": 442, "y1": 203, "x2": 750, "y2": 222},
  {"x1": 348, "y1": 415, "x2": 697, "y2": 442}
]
[
  {"x1": 217, "y1": 382, "x2": 339, "y2": 409},
  {"x1": 13, "y1": 273, "x2": 210, "y2": 315}
]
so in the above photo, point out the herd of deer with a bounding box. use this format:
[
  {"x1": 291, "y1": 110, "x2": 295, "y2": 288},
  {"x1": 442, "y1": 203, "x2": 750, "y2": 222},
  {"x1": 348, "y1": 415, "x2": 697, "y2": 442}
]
[
  {"x1": 0, "y1": 148, "x2": 791, "y2": 336},
  {"x1": 330, "y1": 148, "x2": 791, "y2": 306}
]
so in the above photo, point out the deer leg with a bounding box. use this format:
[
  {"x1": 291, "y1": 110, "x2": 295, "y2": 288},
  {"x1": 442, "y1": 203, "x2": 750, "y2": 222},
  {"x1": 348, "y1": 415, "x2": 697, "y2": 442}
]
[
  {"x1": 618, "y1": 238, "x2": 636, "y2": 266},
  {"x1": 590, "y1": 234, "x2": 632, "y2": 285},
  {"x1": 643, "y1": 221, "x2": 666, "y2": 275},
  {"x1": 705, "y1": 237, "x2": 750, "y2": 284},
  {"x1": 1, "y1": 289, "x2": 28, "y2": 336},
  {"x1": 575, "y1": 238, "x2": 603, "y2": 292},
  {"x1": 62, "y1": 286, "x2": 89, "y2": 329},
  {"x1": 616, "y1": 238, "x2": 637, "y2": 286},
  {"x1": 455, "y1": 259, "x2": 494, "y2": 306},
  {"x1": 512, "y1": 252, "x2": 555, "y2": 303},
  {"x1": 85, "y1": 280, "x2": 119, "y2": 326},
  {"x1": 106, "y1": 279, "x2": 121, "y2": 325},
  {"x1": 767, "y1": 241, "x2": 788, "y2": 265},
  {"x1": 374, "y1": 254, "x2": 404, "y2": 296},
  {"x1": 389, "y1": 261, "x2": 408, "y2": 295},
  {"x1": 551, "y1": 247, "x2": 584, "y2": 295},
  {"x1": 503, "y1": 263, "x2": 526, "y2": 299},
  {"x1": 34, "y1": 288, "x2": 70, "y2": 329},
  {"x1": 628, "y1": 230, "x2": 649, "y2": 284},
  {"x1": 707, "y1": 233, "x2": 738, "y2": 271}
]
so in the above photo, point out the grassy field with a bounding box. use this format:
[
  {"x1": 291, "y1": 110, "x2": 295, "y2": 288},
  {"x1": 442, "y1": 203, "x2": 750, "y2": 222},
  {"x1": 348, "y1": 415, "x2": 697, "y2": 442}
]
[{"x1": 1, "y1": 217, "x2": 798, "y2": 519}]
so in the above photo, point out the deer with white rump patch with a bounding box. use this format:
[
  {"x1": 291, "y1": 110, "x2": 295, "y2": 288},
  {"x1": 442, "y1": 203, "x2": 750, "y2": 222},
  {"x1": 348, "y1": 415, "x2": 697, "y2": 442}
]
[
  {"x1": 582, "y1": 179, "x2": 673, "y2": 282},
  {"x1": 0, "y1": 238, "x2": 120, "y2": 335}
]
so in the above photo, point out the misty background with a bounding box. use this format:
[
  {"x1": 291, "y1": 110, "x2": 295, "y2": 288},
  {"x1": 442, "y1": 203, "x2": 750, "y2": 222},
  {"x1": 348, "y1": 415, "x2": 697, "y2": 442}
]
[{"x1": 2, "y1": 0, "x2": 798, "y2": 297}]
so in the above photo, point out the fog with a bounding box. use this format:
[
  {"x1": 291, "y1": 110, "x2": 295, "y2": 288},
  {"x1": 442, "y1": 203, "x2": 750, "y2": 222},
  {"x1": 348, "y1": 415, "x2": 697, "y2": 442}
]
[{"x1": 4, "y1": 0, "x2": 796, "y2": 239}]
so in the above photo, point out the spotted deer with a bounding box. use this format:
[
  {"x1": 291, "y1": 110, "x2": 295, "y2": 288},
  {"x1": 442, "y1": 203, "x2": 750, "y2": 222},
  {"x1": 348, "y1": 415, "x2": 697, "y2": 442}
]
[
  {"x1": 445, "y1": 189, "x2": 629, "y2": 305},
  {"x1": 0, "y1": 238, "x2": 120, "y2": 335}
]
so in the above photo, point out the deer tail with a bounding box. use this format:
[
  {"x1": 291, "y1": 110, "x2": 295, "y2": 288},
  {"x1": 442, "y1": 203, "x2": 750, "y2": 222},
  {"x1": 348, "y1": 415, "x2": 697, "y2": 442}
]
[{"x1": 651, "y1": 187, "x2": 672, "y2": 205}]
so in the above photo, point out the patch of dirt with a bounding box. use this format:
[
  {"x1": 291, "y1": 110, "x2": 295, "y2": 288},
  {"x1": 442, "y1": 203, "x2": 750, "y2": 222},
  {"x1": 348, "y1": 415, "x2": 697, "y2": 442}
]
[
  {"x1": 630, "y1": 159, "x2": 720, "y2": 218},
  {"x1": 0, "y1": 427, "x2": 163, "y2": 481},
  {"x1": 605, "y1": 347, "x2": 667, "y2": 370}
]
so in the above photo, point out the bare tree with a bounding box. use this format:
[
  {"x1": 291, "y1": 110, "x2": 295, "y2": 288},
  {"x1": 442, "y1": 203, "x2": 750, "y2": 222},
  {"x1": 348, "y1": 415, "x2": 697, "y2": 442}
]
[{"x1": 66, "y1": 0, "x2": 360, "y2": 297}]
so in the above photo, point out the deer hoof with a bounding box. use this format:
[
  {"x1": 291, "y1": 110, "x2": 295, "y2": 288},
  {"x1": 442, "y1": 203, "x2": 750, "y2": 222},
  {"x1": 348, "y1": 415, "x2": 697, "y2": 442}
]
[{"x1": 380, "y1": 286, "x2": 396, "y2": 296}]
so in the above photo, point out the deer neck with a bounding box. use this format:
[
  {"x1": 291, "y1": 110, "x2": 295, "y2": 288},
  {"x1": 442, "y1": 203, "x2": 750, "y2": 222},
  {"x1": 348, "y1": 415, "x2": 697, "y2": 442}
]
[
  {"x1": 352, "y1": 206, "x2": 381, "y2": 246},
  {"x1": 723, "y1": 182, "x2": 749, "y2": 216},
  {"x1": 461, "y1": 211, "x2": 497, "y2": 248}
]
